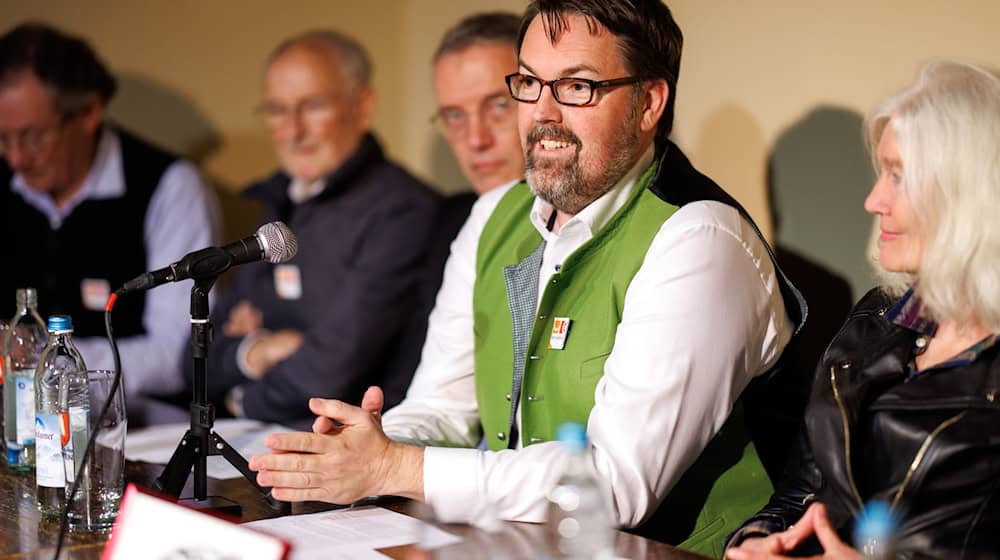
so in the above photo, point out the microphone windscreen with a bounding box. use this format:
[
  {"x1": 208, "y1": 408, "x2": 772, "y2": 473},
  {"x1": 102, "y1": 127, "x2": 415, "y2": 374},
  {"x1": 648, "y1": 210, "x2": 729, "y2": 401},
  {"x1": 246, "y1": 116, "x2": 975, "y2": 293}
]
[{"x1": 257, "y1": 221, "x2": 298, "y2": 263}]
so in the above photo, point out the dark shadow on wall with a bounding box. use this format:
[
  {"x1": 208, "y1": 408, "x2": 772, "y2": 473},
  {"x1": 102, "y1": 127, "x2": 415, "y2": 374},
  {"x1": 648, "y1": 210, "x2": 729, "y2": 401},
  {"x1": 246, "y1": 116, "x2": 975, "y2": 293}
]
[
  {"x1": 691, "y1": 103, "x2": 857, "y2": 481},
  {"x1": 107, "y1": 73, "x2": 263, "y2": 248},
  {"x1": 769, "y1": 106, "x2": 874, "y2": 301}
]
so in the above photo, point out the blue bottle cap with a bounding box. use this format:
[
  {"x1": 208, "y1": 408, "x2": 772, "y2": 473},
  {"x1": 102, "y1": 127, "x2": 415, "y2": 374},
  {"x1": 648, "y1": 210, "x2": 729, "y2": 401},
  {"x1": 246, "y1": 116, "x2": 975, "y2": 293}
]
[
  {"x1": 47, "y1": 315, "x2": 73, "y2": 333},
  {"x1": 555, "y1": 422, "x2": 588, "y2": 453},
  {"x1": 854, "y1": 500, "x2": 897, "y2": 544}
]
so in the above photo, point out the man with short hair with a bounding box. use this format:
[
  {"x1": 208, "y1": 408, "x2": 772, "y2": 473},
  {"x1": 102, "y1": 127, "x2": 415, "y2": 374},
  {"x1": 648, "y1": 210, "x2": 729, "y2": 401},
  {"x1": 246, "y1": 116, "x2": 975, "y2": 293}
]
[
  {"x1": 0, "y1": 23, "x2": 217, "y2": 412},
  {"x1": 250, "y1": 2, "x2": 804, "y2": 554},
  {"x1": 201, "y1": 30, "x2": 439, "y2": 423},
  {"x1": 432, "y1": 12, "x2": 524, "y2": 197},
  {"x1": 410, "y1": 12, "x2": 525, "y2": 332}
]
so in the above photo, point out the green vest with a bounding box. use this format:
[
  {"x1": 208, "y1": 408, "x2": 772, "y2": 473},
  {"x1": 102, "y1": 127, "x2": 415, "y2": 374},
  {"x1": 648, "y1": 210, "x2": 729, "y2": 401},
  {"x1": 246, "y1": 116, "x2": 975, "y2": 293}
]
[{"x1": 472, "y1": 165, "x2": 772, "y2": 558}]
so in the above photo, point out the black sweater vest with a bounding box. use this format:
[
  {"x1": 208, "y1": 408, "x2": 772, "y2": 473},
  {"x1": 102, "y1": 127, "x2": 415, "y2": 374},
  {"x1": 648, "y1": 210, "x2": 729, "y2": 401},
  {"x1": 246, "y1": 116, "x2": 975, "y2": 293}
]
[{"x1": 0, "y1": 128, "x2": 174, "y2": 337}]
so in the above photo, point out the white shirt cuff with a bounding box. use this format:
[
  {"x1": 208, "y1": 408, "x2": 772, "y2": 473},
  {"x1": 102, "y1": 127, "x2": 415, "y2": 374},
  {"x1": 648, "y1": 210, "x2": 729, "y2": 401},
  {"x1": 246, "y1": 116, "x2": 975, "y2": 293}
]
[
  {"x1": 235, "y1": 330, "x2": 269, "y2": 379},
  {"x1": 422, "y1": 446, "x2": 483, "y2": 523}
]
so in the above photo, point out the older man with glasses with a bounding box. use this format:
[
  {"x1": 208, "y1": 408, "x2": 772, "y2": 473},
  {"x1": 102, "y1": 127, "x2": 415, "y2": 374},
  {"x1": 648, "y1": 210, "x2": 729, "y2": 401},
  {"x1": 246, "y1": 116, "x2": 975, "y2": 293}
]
[
  {"x1": 0, "y1": 23, "x2": 217, "y2": 423},
  {"x1": 194, "y1": 30, "x2": 439, "y2": 424},
  {"x1": 250, "y1": 1, "x2": 805, "y2": 555}
]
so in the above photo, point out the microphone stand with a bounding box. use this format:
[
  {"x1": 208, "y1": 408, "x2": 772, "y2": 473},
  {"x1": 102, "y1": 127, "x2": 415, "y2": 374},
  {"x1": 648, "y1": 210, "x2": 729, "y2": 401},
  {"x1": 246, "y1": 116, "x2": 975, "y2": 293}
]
[{"x1": 152, "y1": 275, "x2": 287, "y2": 514}]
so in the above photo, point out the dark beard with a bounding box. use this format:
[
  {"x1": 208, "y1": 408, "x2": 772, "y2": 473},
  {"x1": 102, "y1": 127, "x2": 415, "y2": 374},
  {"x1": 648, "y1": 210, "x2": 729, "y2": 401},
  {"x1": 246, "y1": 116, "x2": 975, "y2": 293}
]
[{"x1": 525, "y1": 95, "x2": 641, "y2": 215}]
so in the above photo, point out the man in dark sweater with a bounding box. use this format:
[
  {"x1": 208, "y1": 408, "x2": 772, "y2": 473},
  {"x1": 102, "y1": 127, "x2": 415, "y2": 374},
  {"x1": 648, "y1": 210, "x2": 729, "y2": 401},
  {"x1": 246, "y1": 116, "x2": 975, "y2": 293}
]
[
  {"x1": 202, "y1": 30, "x2": 439, "y2": 423},
  {"x1": 0, "y1": 23, "x2": 217, "y2": 413}
]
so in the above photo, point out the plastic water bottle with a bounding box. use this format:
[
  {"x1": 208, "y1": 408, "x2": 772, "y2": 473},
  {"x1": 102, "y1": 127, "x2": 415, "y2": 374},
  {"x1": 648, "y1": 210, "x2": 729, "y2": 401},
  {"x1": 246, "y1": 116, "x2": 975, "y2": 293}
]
[
  {"x1": 854, "y1": 500, "x2": 897, "y2": 560},
  {"x1": 2, "y1": 288, "x2": 47, "y2": 470},
  {"x1": 546, "y1": 423, "x2": 615, "y2": 560},
  {"x1": 35, "y1": 315, "x2": 87, "y2": 517}
]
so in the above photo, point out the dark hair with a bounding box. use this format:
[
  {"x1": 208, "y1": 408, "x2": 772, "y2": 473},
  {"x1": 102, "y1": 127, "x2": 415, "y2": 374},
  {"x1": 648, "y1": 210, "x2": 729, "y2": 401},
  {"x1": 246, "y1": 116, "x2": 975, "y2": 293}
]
[
  {"x1": 517, "y1": 0, "x2": 683, "y2": 145},
  {"x1": 434, "y1": 12, "x2": 522, "y2": 62},
  {"x1": 268, "y1": 30, "x2": 372, "y2": 92},
  {"x1": 0, "y1": 22, "x2": 117, "y2": 115}
]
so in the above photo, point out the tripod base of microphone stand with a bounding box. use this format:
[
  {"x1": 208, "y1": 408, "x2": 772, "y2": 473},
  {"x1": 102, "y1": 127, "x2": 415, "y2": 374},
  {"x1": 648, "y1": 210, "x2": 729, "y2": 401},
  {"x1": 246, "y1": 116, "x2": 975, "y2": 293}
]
[{"x1": 179, "y1": 495, "x2": 243, "y2": 517}]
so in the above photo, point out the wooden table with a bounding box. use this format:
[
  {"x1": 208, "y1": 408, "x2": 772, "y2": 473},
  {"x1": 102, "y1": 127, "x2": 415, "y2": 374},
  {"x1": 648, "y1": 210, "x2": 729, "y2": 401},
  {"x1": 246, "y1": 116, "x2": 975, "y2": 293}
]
[{"x1": 0, "y1": 460, "x2": 707, "y2": 559}]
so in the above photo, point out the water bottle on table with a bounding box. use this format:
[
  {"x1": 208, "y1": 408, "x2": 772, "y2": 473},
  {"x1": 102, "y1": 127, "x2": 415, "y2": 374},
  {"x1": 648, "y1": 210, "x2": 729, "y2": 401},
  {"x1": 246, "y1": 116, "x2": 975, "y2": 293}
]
[
  {"x1": 2, "y1": 288, "x2": 47, "y2": 470},
  {"x1": 35, "y1": 314, "x2": 87, "y2": 516},
  {"x1": 546, "y1": 422, "x2": 615, "y2": 560}
]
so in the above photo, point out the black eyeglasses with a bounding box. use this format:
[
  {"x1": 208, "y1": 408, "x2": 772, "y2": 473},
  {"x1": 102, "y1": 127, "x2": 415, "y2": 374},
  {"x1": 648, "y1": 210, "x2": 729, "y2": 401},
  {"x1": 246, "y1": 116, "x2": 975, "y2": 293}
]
[{"x1": 505, "y1": 72, "x2": 642, "y2": 106}]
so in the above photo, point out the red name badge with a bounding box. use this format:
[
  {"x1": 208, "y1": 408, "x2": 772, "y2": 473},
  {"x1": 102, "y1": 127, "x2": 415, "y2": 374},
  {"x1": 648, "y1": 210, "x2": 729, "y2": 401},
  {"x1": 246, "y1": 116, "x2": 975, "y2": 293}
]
[{"x1": 103, "y1": 484, "x2": 290, "y2": 560}]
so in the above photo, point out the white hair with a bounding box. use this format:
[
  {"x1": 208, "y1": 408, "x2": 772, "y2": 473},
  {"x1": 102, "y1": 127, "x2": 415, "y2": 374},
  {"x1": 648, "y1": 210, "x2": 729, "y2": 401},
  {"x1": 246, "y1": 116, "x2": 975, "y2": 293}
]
[
  {"x1": 268, "y1": 30, "x2": 372, "y2": 94},
  {"x1": 864, "y1": 59, "x2": 1000, "y2": 329}
]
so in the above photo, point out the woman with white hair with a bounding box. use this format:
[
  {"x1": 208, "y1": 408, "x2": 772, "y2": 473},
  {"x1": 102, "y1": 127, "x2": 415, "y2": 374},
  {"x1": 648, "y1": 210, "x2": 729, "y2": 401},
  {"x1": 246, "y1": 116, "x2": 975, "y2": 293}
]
[{"x1": 725, "y1": 59, "x2": 1000, "y2": 559}]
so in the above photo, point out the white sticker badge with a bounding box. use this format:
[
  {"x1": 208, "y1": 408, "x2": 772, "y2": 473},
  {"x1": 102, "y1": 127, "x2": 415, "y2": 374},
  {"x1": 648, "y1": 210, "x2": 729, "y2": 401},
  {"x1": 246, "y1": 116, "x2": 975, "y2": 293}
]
[
  {"x1": 81, "y1": 278, "x2": 111, "y2": 311},
  {"x1": 548, "y1": 317, "x2": 572, "y2": 350},
  {"x1": 274, "y1": 264, "x2": 303, "y2": 300}
]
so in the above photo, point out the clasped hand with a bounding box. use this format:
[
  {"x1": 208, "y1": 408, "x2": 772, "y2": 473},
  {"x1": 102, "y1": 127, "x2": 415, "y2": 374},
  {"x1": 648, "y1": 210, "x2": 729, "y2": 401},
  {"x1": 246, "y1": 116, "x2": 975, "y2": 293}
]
[
  {"x1": 248, "y1": 387, "x2": 424, "y2": 504},
  {"x1": 726, "y1": 503, "x2": 860, "y2": 560}
]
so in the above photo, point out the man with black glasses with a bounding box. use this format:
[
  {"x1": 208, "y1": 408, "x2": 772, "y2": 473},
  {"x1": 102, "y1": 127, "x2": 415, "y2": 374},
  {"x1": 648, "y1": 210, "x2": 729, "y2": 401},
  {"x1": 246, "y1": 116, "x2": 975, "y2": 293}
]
[
  {"x1": 0, "y1": 23, "x2": 217, "y2": 420},
  {"x1": 250, "y1": 2, "x2": 804, "y2": 554}
]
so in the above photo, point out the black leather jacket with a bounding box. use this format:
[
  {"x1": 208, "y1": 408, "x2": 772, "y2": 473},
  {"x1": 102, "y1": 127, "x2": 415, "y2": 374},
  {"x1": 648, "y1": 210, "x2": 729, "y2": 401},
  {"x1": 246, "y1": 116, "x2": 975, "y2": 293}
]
[{"x1": 731, "y1": 288, "x2": 1000, "y2": 559}]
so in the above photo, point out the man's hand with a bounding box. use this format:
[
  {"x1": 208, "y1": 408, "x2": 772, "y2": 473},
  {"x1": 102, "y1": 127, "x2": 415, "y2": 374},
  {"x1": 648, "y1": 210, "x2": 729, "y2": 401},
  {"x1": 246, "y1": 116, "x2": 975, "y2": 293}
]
[
  {"x1": 726, "y1": 503, "x2": 860, "y2": 560},
  {"x1": 248, "y1": 394, "x2": 424, "y2": 504},
  {"x1": 313, "y1": 386, "x2": 383, "y2": 434},
  {"x1": 245, "y1": 329, "x2": 304, "y2": 374},
  {"x1": 223, "y1": 300, "x2": 263, "y2": 337}
]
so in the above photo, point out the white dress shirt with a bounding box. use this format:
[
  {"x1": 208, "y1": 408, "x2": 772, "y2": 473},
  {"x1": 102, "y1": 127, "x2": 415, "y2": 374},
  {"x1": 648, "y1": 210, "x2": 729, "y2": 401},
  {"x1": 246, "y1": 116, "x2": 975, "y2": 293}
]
[
  {"x1": 381, "y1": 147, "x2": 792, "y2": 527},
  {"x1": 12, "y1": 127, "x2": 219, "y2": 398}
]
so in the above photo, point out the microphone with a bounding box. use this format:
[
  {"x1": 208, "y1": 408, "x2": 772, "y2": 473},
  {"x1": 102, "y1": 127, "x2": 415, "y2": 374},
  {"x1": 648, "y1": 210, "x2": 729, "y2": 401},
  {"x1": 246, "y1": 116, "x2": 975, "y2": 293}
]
[{"x1": 119, "y1": 221, "x2": 298, "y2": 293}]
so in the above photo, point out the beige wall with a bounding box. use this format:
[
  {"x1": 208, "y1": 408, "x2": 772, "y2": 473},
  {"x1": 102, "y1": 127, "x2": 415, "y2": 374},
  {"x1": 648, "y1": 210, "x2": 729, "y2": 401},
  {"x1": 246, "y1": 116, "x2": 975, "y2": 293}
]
[{"x1": 3, "y1": 1, "x2": 1000, "y2": 294}]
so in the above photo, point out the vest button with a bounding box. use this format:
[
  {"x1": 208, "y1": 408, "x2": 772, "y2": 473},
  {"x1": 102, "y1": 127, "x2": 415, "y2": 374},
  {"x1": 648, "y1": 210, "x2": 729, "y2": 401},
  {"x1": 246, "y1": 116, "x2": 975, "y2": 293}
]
[
  {"x1": 538, "y1": 314, "x2": 547, "y2": 321},
  {"x1": 504, "y1": 393, "x2": 512, "y2": 401},
  {"x1": 528, "y1": 437, "x2": 544, "y2": 444},
  {"x1": 497, "y1": 432, "x2": 506, "y2": 441},
  {"x1": 526, "y1": 395, "x2": 543, "y2": 402}
]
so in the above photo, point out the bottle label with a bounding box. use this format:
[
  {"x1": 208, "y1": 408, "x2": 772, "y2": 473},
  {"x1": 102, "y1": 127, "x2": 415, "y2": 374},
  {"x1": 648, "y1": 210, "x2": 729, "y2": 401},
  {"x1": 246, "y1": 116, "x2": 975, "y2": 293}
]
[
  {"x1": 62, "y1": 407, "x2": 89, "y2": 484},
  {"x1": 35, "y1": 412, "x2": 65, "y2": 488},
  {"x1": 14, "y1": 371, "x2": 35, "y2": 445}
]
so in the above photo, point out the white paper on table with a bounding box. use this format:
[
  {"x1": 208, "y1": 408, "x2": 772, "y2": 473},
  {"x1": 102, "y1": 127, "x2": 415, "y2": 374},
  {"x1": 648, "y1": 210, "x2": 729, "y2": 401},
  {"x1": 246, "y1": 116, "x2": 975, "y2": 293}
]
[
  {"x1": 125, "y1": 418, "x2": 294, "y2": 479},
  {"x1": 243, "y1": 506, "x2": 462, "y2": 559}
]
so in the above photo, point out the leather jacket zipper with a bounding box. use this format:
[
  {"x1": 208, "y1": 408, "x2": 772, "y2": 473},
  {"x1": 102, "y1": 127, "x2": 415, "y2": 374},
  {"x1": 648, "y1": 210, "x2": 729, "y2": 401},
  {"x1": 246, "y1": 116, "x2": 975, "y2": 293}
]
[
  {"x1": 890, "y1": 411, "x2": 966, "y2": 510},
  {"x1": 829, "y1": 365, "x2": 864, "y2": 509},
  {"x1": 831, "y1": 361, "x2": 968, "y2": 511}
]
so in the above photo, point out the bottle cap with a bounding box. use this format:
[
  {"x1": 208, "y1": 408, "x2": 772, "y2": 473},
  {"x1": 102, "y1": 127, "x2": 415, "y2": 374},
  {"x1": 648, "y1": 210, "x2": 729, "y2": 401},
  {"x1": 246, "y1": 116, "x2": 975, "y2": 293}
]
[
  {"x1": 47, "y1": 315, "x2": 73, "y2": 333},
  {"x1": 854, "y1": 500, "x2": 897, "y2": 549},
  {"x1": 555, "y1": 422, "x2": 588, "y2": 454},
  {"x1": 15, "y1": 288, "x2": 37, "y2": 308}
]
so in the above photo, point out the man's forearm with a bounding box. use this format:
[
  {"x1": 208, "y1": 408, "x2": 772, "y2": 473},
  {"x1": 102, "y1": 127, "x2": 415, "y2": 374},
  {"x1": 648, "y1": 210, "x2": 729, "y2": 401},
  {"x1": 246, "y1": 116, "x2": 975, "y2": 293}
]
[{"x1": 377, "y1": 442, "x2": 425, "y2": 500}]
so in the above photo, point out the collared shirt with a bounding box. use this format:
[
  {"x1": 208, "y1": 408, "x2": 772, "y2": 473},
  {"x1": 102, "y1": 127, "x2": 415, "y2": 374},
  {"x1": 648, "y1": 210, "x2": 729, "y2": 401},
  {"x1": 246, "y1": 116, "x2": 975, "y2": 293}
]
[
  {"x1": 887, "y1": 288, "x2": 998, "y2": 376},
  {"x1": 382, "y1": 147, "x2": 792, "y2": 527},
  {"x1": 12, "y1": 127, "x2": 218, "y2": 397},
  {"x1": 287, "y1": 177, "x2": 326, "y2": 205}
]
